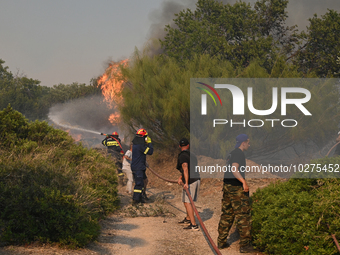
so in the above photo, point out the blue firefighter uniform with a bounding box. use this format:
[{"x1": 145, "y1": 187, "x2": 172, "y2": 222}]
[
  {"x1": 131, "y1": 136, "x2": 153, "y2": 203},
  {"x1": 102, "y1": 134, "x2": 124, "y2": 178}
]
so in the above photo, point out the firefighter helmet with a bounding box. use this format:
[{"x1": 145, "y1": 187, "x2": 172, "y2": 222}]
[
  {"x1": 136, "y1": 128, "x2": 148, "y2": 137},
  {"x1": 112, "y1": 131, "x2": 118, "y2": 136}
]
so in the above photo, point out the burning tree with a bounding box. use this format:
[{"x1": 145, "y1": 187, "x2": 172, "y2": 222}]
[{"x1": 97, "y1": 60, "x2": 128, "y2": 126}]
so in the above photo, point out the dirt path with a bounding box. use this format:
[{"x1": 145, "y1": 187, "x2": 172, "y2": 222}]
[
  {"x1": 90, "y1": 187, "x2": 214, "y2": 255},
  {"x1": 0, "y1": 157, "x2": 274, "y2": 255}
]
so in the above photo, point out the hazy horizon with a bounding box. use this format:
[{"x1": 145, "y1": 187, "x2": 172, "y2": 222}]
[{"x1": 1, "y1": 0, "x2": 339, "y2": 87}]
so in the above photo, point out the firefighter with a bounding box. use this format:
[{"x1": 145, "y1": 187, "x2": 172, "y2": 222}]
[
  {"x1": 131, "y1": 128, "x2": 153, "y2": 204},
  {"x1": 102, "y1": 131, "x2": 125, "y2": 185}
]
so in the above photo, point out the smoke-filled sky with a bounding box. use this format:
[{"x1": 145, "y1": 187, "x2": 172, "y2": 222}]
[{"x1": 1, "y1": 0, "x2": 339, "y2": 87}]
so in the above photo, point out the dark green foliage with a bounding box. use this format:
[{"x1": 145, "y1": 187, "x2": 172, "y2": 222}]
[
  {"x1": 0, "y1": 59, "x2": 101, "y2": 121},
  {"x1": 117, "y1": 0, "x2": 340, "y2": 152},
  {"x1": 296, "y1": 10, "x2": 340, "y2": 77},
  {"x1": 0, "y1": 105, "x2": 29, "y2": 147},
  {"x1": 119, "y1": 50, "x2": 339, "y2": 155},
  {"x1": 0, "y1": 107, "x2": 119, "y2": 247},
  {"x1": 252, "y1": 164, "x2": 340, "y2": 254},
  {"x1": 160, "y1": 0, "x2": 299, "y2": 72},
  {"x1": 160, "y1": 0, "x2": 340, "y2": 78},
  {"x1": 0, "y1": 174, "x2": 100, "y2": 247},
  {"x1": 0, "y1": 105, "x2": 73, "y2": 149},
  {"x1": 43, "y1": 82, "x2": 102, "y2": 106},
  {"x1": 120, "y1": 53, "x2": 235, "y2": 148}
]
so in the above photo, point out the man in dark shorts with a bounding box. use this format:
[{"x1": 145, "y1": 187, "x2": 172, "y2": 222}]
[
  {"x1": 176, "y1": 138, "x2": 200, "y2": 231},
  {"x1": 217, "y1": 134, "x2": 256, "y2": 253}
]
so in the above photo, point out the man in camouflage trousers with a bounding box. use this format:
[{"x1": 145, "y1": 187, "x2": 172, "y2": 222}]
[{"x1": 217, "y1": 134, "x2": 256, "y2": 253}]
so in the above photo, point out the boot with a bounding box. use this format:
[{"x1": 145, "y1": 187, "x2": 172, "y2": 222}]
[{"x1": 240, "y1": 244, "x2": 256, "y2": 253}]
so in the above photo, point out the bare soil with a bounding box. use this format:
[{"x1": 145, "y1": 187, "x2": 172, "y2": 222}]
[{"x1": 0, "y1": 153, "x2": 282, "y2": 255}]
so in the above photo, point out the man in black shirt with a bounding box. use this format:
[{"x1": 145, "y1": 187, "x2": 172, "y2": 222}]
[
  {"x1": 217, "y1": 134, "x2": 255, "y2": 253},
  {"x1": 176, "y1": 138, "x2": 200, "y2": 231}
]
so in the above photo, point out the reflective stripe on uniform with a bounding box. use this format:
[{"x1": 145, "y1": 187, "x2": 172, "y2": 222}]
[
  {"x1": 107, "y1": 141, "x2": 119, "y2": 146},
  {"x1": 144, "y1": 147, "x2": 150, "y2": 154},
  {"x1": 134, "y1": 189, "x2": 142, "y2": 193},
  {"x1": 118, "y1": 173, "x2": 124, "y2": 176}
]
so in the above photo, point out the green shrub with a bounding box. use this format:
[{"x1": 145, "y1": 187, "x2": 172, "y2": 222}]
[
  {"x1": 252, "y1": 167, "x2": 340, "y2": 254},
  {"x1": 0, "y1": 106, "x2": 119, "y2": 247},
  {"x1": 0, "y1": 105, "x2": 29, "y2": 148}
]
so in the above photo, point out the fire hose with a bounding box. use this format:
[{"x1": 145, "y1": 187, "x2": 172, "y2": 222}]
[
  {"x1": 327, "y1": 224, "x2": 340, "y2": 253},
  {"x1": 326, "y1": 141, "x2": 340, "y2": 157},
  {"x1": 53, "y1": 124, "x2": 339, "y2": 252},
  {"x1": 147, "y1": 165, "x2": 340, "y2": 254},
  {"x1": 101, "y1": 133, "x2": 124, "y2": 153},
  {"x1": 147, "y1": 166, "x2": 222, "y2": 255}
]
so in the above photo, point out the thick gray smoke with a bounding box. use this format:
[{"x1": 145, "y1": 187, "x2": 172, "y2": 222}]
[
  {"x1": 147, "y1": 0, "x2": 340, "y2": 42},
  {"x1": 147, "y1": 0, "x2": 196, "y2": 41},
  {"x1": 48, "y1": 95, "x2": 125, "y2": 148},
  {"x1": 285, "y1": 0, "x2": 340, "y2": 30}
]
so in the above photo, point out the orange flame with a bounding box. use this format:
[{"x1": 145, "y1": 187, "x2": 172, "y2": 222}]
[
  {"x1": 65, "y1": 130, "x2": 82, "y2": 142},
  {"x1": 97, "y1": 59, "x2": 128, "y2": 125},
  {"x1": 108, "y1": 112, "x2": 120, "y2": 125},
  {"x1": 73, "y1": 134, "x2": 82, "y2": 142}
]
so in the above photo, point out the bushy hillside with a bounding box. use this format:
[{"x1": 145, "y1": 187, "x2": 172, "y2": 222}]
[{"x1": 0, "y1": 105, "x2": 119, "y2": 247}]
